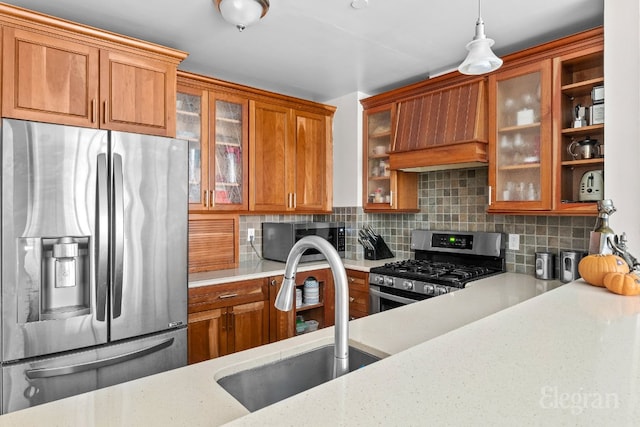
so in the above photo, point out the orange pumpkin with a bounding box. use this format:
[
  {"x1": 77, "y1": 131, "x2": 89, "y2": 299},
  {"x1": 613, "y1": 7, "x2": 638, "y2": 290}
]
[
  {"x1": 578, "y1": 254, "x2": 629, "y2": 287},
  {"x1": 603, "y1": 272, "x2": 640, "y2": 296}
]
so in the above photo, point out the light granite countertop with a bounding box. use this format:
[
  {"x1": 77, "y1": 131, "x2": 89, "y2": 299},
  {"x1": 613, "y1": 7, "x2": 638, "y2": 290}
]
[
  {"x1": 2, "y1": 272, "x2": 612, "y2": 426},
  {"x1": 188, "y1": 257, "x2": 396, "y2": 288}
]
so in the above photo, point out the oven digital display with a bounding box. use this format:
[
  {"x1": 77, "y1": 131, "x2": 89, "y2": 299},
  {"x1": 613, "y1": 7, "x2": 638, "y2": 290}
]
[{"x1": 432, "y1": 233, "x2": 473, "y2": 250}]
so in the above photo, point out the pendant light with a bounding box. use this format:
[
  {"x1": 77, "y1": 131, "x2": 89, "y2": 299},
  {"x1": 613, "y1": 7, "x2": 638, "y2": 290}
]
[
  {"x1": 214, "y1": 0, "x2": 270, "y2": 32},
  {"x1": 458, "y1": 0, "x2": 502, "y2": 75}
]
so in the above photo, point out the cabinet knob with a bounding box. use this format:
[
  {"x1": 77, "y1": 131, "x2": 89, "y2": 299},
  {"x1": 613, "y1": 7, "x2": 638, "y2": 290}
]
[
  {"x1": 349, "y1": 297, "x2": 355, "y2": 303},
  {"x1": 270, "y1": 279, "x2": 278, "y2": 286}
]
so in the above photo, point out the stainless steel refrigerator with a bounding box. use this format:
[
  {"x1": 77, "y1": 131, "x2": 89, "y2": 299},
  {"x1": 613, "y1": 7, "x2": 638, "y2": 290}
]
[{"x1": 0, "y1": 118, "x2": 188, "y2": 413}]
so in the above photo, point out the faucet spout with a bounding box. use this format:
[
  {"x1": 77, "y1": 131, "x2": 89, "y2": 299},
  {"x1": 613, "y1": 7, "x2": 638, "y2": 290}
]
[{"x1": 274, "y1": 235, "x2": 350, "y2": 377}]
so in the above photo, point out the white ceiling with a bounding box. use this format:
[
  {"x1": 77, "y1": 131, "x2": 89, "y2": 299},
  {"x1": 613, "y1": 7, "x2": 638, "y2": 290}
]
[{"x1": 7, "y1": 0, "x2": 603, "y2": 103}]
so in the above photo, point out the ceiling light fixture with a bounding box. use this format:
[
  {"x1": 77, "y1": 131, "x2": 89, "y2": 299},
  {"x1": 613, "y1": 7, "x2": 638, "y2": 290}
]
[
  {"x1": 214, "y1": 0, "x2": 269, "y2": 32},
  {"x1": 351, "y1": 0, "x2": 369, "y2": 9},
  {"x1": 458, "y1": 0, "x2": 502, "y2": 75}
]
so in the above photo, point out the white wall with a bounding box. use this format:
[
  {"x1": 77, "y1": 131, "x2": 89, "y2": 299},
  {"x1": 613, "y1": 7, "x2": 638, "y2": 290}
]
[
  {"x1": 604, "y1": 0, "x2": 640, "y2": 251},
  {"x1": 328, "y1": 91, "x2": 369, "y2": 207}
]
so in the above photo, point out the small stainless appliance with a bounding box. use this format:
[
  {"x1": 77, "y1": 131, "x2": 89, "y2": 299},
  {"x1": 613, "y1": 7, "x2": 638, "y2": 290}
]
[
  {"x1": 0, "y1": 119, "x2": 188, "y2": 414},
  {"x1": 560, "y1": 250, "x2": 586, "y2": 283},
  {"x1": 369, "y1": 230, "x2": 505, "y2": 313},
  {"x1": 262, "y1": 222, "x2": 345, "y2": 262},
  {"x1": 535, "y1": 252, "x2": 555, "y2": 280},
  {"x1": 567, "y1": 137, "x2": 601, "y2": 160},
  {"x1": 579, "y1": 170, "x2": 604, "y2": 202}
]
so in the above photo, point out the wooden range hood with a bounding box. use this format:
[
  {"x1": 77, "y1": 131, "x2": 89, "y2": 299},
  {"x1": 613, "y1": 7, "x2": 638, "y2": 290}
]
[{"x1": 389, "y1": 78, "x2": 488, "y2": 172}]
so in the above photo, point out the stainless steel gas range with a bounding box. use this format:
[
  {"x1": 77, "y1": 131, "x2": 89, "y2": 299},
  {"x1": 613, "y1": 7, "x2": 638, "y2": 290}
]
[{"x1": 369, "y1": 230, "x2": 506, "y2": 313}]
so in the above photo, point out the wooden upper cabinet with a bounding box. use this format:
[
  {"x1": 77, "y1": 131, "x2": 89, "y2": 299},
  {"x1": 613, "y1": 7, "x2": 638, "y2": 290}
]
[
  {"x1": 293, "y1": 110, "x2": 332, "y2": 212},
  {"x1": 250, "y1": 100, "x2": 292, "y2": 212},
  {"x1": 0, "y1": 4, "x2": 186, "y2": 136},
  {"x1": 208, "y1": 92, "x2": 249, "y2": 211},
  {"x1": 488, "y1": 60, "x2": 553, "y2": 212},
  {"x1": 249, "y1": 101, "x2": 333, "y2": 213},
  {"x1": 100, "y1": 49, "x2": 176, "y2": 136},
  {"x1": 2, "y1": 26, "x2": 100, "y2": 127},
  {"x1": 362, "y1": 103, "x2": 418, "y2": 212}
]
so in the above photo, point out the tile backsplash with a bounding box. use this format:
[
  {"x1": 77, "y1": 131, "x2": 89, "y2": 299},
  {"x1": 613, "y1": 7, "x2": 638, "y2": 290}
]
[{"x1": 240, "y1": 167, "x2": 594, "y2": 276}]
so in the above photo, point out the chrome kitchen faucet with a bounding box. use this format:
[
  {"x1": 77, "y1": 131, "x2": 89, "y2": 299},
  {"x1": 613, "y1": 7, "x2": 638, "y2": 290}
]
[{"x1": 274, "y1": 236, "x2": 350, "y2": 378}]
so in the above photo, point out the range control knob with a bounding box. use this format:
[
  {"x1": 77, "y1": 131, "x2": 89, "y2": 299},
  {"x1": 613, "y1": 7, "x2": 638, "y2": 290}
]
[
  {"x1": 402, "y1": 280, "x2": 414, "y2": 290},
  {"x1": 384, "y1": 277, "x2": 394, "y2": 287},
  {"x1": 375, "y1": 275, "x2": 385, "y2": 285},
  {"x1": 423, "y1": 284, "x2": 435, "y2": 295}
]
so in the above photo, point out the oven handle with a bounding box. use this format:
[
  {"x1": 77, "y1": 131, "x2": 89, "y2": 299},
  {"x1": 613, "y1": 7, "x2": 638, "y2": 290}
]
[{"x1": 369, "y1": 287, "x2": 419, "y2": 305}]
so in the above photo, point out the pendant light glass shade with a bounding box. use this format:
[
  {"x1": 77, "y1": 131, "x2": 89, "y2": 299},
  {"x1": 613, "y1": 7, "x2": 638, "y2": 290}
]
[
  {"x1": 214, "y1": 0, "x2": 269, "y2": 32},
  {"x1": 458, "y1": 1, "x2": 502, "y2": 75}
]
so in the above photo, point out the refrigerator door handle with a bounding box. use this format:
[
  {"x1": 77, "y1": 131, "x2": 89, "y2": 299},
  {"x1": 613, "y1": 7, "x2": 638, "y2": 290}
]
[
  {"x1": 25, "y1": 337, "x2": 175, "y2": 379},
  {"x1": 112, "y1": 153, "x2": 124, "y2": 318},
  {"x1": 96, "y1": 153, "x2": 109, "y2": 322}
]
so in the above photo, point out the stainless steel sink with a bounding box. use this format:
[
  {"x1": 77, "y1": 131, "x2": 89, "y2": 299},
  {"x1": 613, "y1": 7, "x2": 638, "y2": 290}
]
[{"x1": 217, "y1": 345, "x2": 382, "y2": 412}]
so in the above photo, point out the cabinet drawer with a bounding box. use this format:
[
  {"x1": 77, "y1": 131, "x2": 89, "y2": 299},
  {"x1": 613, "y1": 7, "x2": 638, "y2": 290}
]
[
  {"x1": 188, "y1": 279, "x2": 268, "y2": 313},
  {"x1": 347, "y1": 270, "x2": 369, "y2": 293},
  {"x1": 349, "y1": 289, "x2": 369, "y2": 317}
]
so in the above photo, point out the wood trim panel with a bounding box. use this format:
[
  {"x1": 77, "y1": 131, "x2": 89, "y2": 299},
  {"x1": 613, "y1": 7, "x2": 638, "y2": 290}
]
[
  {"x1": 178, "y1": 70, "x2": 336, "y2": 117},
  {"x1": 389, "y1": 142, "x2": 488, "y2": 172}
]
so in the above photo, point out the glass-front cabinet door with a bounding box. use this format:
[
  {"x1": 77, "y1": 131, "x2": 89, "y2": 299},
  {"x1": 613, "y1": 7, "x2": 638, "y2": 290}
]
[
  {"x1": 488, "y1": 60, "x2": 552, "y2": 212},
  {"x1": 362, "y1": 104, "x2": 418, "y2": 212},
  {"x1": 177, "y1": 86, "x2": 248, "y2": 212},
  {"x1": 210, "y1": 93, "x2": 248, "y2": 211},
  {"x1": 177, "y1": 87, "x2": 208, "y2": 211},
  {"x1": 364, "y1": 106, "x2": 393, "y2": 210}
]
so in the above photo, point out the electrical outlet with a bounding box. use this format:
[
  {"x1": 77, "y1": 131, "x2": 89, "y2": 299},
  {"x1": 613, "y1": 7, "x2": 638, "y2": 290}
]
[
  {"x1": 508, "y1": 234, "x2": 520, "y2": 251},
  {"x1": 247, "y1": 228, "x2": 255, "y2": 242}
]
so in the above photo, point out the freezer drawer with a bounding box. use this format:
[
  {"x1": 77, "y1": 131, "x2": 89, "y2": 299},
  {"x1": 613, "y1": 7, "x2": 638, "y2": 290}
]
[{"x1": 1, "y1": 328, "x2": 186, "y2": 414}]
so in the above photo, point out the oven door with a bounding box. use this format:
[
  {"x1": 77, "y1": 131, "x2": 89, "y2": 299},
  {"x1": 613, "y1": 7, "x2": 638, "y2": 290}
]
[{"x1": 369, "y1": 285, "x2": 430, "y2": 314}]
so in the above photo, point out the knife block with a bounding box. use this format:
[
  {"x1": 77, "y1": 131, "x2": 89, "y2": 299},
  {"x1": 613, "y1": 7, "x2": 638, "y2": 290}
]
[{"x1": 364, "y1": 237, "x2": 394, "y2": 260}]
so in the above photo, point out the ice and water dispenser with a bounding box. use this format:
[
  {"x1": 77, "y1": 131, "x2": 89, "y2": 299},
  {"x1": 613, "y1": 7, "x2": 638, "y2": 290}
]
[{"x1": 18, "y1": 236, "x2": 90, "y2": 322}]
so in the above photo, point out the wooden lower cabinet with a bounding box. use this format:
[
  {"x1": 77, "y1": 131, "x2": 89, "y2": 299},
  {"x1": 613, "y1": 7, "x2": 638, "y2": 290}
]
[
  {"x1": 346, "y1": 269, "x2": 369, "y2": 319},
  {"x1": 269, "y1": 268, "x2": 334, "y2": 342},
  {"x1": 188, "y1": 268, "x2": 337, "y2": 363},
  {"x1": 187, "y1": 278, "x2": 269, "y2": 364}
]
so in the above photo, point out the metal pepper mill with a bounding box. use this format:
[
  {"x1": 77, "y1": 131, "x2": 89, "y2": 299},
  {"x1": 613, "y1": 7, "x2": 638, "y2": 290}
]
[{"x1": 588, "y1": 199, "x2": 616, "y2": 255}]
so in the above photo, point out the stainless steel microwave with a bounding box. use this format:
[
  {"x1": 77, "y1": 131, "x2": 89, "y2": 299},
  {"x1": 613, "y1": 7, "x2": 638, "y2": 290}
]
[{"x1": 262, "y1": 222, "x2": 345, "y2": 262}]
